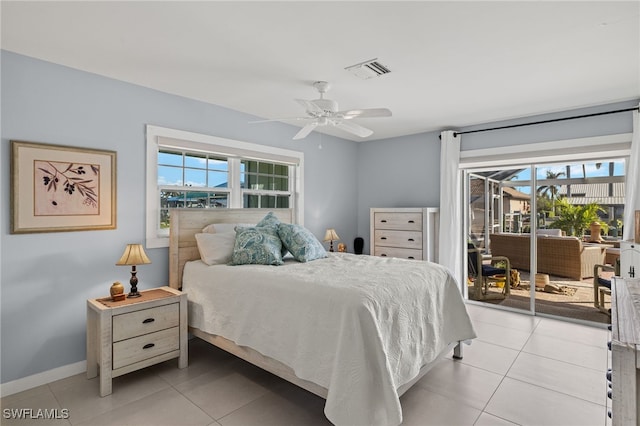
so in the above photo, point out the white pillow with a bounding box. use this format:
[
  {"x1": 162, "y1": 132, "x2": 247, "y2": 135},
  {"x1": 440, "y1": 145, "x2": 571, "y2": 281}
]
[
  {"x1": 202, "y1": 223, "x2": 255, "y2": 234},
  {"x1": 195, "y1": 232, "x2": 236, "y2": 265}
]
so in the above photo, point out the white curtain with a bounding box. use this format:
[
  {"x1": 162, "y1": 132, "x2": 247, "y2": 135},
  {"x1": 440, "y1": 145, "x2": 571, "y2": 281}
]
[
  {"x1": 623, "y1": 106, "x2": 640, "y2": 241},
  {"x1": 439, "y1": 130, "x2": 463, "y2": 288}
]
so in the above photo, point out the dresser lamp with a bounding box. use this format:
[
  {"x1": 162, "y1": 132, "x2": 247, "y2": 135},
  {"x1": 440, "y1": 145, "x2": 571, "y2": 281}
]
[
  {"x1": 324, "y1": 229, "x2": 340, "y2": 252},
  {"x1": 116, "y1": 244, "x2": 151, "y2": 298}
]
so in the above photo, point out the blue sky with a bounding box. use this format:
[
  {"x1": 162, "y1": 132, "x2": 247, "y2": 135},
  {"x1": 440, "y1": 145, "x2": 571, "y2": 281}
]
[{"x1": 509, "y1": 160, "x2": 625, "y2": 194}]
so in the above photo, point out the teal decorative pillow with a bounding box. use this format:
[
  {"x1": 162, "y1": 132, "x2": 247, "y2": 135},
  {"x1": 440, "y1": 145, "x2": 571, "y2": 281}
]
[
  {"x1": 256, "y1": 211, "x2": 281, "y2": 228},
  {"x1": 256, "y1": 212, "x2": 289, "y2": 257},
  {"x1": 230, "y1": 226, "x2": 284, "y2": 266},
  {"x1": 277, "y1": 223, "x2": 327, "y2": 263}
]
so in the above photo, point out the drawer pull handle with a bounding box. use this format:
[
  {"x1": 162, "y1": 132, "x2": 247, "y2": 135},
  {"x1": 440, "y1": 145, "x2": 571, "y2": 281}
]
[
  {"x1": 380, "y1": 237, "x2": 387, "y2": 240},
  {"x1": 143, "y1": 343, "x2": 155, "y2": 350},
  {"x1": 408, "y1": 220, "x2": 415, "y2": 223},
  {"x1": 408, "y1": 256, "x2": 415, "y2": 259},
  {"x1": 408, "y1": 238, "x2": 415, "y2": 242},
  {"x1": 380, "y1": 220, "x2": 387, "y2": 223},
  {"x1": 381, "y1": 254, "x2": 387, "y2": 257},
  {"x1": 142, "y1": 318, "x2": 155, "y2": 324}
]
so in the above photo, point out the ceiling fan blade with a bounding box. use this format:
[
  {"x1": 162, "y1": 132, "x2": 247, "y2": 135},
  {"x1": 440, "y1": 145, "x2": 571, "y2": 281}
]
[
  {"x1": 339, "y1": 108, "x2": 392, "y2": 119},
  {"x1": 293, "y1": 122, "x2": 318, "y2": 140},
  {"x1": 335, "y1": 120, "x2": 374, "y2": 138},
  {"x1": 249, "y1": 117, "x2": 310, "y2": 123}
]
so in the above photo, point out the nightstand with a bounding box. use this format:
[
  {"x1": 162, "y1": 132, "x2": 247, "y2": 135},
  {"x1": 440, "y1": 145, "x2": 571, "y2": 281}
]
[{"x1": 86, "y1": 286, "x2": 187, "y2": 396}]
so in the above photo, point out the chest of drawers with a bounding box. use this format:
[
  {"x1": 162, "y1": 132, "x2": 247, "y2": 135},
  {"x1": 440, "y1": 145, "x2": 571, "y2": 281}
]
[
  {"x1": 610, "y1": 277, "x2": 640, "y2": 425},
  {"x1": 620, "y1": 240, "x2": 640, "y2": 279},
  {"x1": 370, "y1": 207, "x2": 439, "y2": 262},
  {"x1": 86, "y1": 286, "x2": 187, "y2": 396}
]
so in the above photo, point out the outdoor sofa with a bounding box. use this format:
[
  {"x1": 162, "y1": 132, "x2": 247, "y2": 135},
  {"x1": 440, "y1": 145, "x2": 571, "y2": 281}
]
[{"x1": 489, "y1": 233, "x2": 606, "y2": 281}]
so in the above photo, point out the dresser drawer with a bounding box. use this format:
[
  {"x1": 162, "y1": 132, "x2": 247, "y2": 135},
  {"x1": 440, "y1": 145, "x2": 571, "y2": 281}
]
[
  {"x1": 113, "y1": 303, "x2": 179, "y2": 342},
  {"x1": 374, "y1": 212, "x2": 422, "y2": 231},
  {"x1": 112, "y1": 327, "x2": 179, "y2": 369},
  {"x1": 374, "y1": 230, "x2": 422, "y2": 249},
  {"x1": 374, "y1": 246, "x2": 423, "y2": 260}
]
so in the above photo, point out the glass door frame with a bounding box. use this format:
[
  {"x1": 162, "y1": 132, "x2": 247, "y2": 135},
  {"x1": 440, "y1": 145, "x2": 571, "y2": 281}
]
[{"x1": 463, "y1": 166, "x2": 539, "y2": 314}]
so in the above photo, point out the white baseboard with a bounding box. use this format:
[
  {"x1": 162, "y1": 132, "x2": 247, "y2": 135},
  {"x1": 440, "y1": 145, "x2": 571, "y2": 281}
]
[{"x1": 0, "y1": 361, "x2": 86, "y2": 398}]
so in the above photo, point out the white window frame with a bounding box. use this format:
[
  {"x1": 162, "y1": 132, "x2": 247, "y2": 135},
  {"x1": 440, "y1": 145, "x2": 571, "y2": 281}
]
[{"x1": 145, "y1": 125, "x2": 304, "y2": 248}]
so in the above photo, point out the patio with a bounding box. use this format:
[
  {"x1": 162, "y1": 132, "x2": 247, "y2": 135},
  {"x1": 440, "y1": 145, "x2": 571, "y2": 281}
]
[{"x1": 474, "y1": 271, "x2": 612, "y2": 324}]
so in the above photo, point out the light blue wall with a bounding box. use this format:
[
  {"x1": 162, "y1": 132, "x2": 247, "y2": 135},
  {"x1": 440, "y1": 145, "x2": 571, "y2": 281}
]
[
  {"x1": 356, "y1": 131, "x2": 441, "y2": 253},
  {"x1": 356, "y1": 100, "x2": 638, "y2": 254},
  {"x1": 0, "y1": 51, "x2": 359, "y2": 384}
]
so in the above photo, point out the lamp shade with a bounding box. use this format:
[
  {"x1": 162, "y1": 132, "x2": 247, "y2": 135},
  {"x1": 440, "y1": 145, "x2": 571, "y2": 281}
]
[
  {"x1": 323, "y1": 229, "x2": 340, "y2": 242},
  {"x1": 116, "y1": 244, "x2": 151, "y2": 266}
]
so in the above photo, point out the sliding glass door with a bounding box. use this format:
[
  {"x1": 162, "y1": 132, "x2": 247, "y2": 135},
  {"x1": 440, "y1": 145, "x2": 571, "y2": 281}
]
[{"x1": 464, "y1": 158, "x2": 625, "y2": 324}]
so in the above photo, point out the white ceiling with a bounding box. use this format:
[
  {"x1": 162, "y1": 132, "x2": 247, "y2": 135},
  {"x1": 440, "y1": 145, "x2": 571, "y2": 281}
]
[{"x1": 2, "y1": 1, "x2": 639, "y2": 141}]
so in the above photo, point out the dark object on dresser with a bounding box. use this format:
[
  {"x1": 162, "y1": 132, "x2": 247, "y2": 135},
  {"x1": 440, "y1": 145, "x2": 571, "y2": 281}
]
[{"x1": 354, "y1": 237, "x2": 364, "y2": 255}]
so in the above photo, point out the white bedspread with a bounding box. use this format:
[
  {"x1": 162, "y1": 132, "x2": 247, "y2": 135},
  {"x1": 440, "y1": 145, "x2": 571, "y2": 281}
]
[{"x1": 183, "y1": 253, "x2": 476, "y2": 426}]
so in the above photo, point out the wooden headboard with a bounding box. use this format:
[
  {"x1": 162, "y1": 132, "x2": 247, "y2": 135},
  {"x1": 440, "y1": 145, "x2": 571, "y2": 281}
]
[{"x1": 168, "y1": 208, "x2": 294, "y2": 290}]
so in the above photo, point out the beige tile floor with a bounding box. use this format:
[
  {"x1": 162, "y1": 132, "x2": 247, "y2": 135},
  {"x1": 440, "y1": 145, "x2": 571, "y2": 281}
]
[{"x1": 1, "y1": 304, "x2": 611, "y2": 426}]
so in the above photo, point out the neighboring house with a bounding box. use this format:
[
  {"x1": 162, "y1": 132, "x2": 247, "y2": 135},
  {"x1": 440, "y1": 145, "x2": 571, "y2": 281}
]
[
  {"x1": 558, "y1": 182, "x2": 625, "y2": 223},
  {"x1": 502, "y1": 187, "x2": 531, "y2": 216}
]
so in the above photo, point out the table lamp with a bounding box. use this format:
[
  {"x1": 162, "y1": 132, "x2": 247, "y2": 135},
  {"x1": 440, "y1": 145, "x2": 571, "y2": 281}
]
[
  {"x1": 116, "y1": 244, "x2": 151, "y2": 298},
  {"x1": 323, "y1": 229, "x2": 340, "y2": 252}
]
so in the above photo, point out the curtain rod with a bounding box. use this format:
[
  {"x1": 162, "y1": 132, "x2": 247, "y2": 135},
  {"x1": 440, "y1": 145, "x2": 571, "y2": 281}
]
[{"x1": 447, "y1": 106, "x2": 639, "y2": 138}]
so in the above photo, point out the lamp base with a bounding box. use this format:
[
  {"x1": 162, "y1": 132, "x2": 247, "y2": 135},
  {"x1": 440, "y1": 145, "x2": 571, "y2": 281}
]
[{"x1": 128, "y1": 269, "x2": 141, "y2": 298}]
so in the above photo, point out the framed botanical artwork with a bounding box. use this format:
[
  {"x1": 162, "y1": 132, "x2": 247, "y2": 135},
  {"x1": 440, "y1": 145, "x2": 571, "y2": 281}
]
[{"x1": 11, "y1": 140, "x2": 117, "y2": 233}]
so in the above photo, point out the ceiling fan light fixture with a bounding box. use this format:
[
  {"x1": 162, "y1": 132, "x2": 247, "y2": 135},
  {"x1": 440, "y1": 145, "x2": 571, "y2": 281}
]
[{"x1": 345, "y1": 58, "x2": 391, "y2": 80}]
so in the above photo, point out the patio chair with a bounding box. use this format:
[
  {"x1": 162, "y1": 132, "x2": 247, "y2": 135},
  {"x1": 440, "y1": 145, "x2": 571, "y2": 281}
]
[
  {"x1": 593, "y1": 264, "x2": 615, "y2": 315},
  {"x1": 468, "y1": 243, "x2": 511, "y2": 300}
]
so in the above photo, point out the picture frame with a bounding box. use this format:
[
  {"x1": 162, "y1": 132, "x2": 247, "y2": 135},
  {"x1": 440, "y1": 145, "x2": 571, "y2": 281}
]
[{"x1": 11, "y1": 140, "x2": 117, "y2": 233}]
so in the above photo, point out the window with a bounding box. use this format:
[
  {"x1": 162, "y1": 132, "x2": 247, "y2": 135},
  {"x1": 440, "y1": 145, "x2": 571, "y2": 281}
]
[{"x1": 146, "y1": 125, "x2": 304, "y2": 248}]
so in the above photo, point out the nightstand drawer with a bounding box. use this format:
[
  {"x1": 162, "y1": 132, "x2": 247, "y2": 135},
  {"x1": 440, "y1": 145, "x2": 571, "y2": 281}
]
[
  {"x1": 374, "y1": 213, "x2": 422, "y2": 231},
  {"x1": 112, "y1": 327, "x2": 179, "y2": 369},
  {"x1": 374, "y1": 230, "x2": 422, "y2": 249},
  {"x1": 113, "y1": 303, "x2": 179, "y2": 342},
  {"x1": 374, "y1": 246, "x2": 423, "y2": 260}
]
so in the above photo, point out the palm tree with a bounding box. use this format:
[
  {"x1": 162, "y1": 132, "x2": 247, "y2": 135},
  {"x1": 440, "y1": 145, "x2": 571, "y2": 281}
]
[{"x1": 536, "y1": 170, "x2": 566, "y2": 215}]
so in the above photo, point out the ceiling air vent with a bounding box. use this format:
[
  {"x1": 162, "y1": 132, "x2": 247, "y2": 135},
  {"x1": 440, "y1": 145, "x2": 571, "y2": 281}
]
[{"x1": 345, "y1": 58, "x2": 391, "y2": 80}]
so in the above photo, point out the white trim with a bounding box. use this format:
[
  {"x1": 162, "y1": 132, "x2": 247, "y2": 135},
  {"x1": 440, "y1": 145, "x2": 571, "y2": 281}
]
[
  {"x1": 145, "y1": 125, "x2": 304, "y2": 248},
  {"x1": 0, "y1": 361, "x2": 86, "y2": 398},
  {"x1": 460, "y1": 133, "x2": 632, "y2": 169}
]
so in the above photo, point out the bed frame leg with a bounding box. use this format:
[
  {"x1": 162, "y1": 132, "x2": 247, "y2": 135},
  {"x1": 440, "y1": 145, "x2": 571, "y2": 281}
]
[{"x1": 453, "y1": 342, "x2": 463, "y2": 359}]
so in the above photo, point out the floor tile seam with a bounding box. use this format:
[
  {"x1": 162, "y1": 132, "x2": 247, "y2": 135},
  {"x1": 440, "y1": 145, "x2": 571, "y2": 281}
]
[
  {"x1": 453, "y1": 355, "x2": 518, "y2": 378},
  {"x1": 519, "y1": 348, "x2": 607, "y2": 373},
  {"x1": 530, "y1": 331, "x2": 610, "y2": 350},
  {"x1": 475, "y1": 410, "x2": 523, "y2": 426},
  {"x1": 179, "y1": 371, "x2": 274, "y2": 422},
  {"x1": 46, "y1": 383, "x2": 73, "y2": 426},
  {"x1": 501, "y1": 376, "x2": 608, "y2": 409},
  {"x1": 475, "y1": 370, "x2": 513, "y2": 420},
  {"x1": 504, "y1": 369, "x2": 607, "y2": 406},
  {"x1": 214, "y1": 389, "x2": 279, "y2": 425},
  {"x1": 470, "y1": 317, "x2": 540, "y2": 335},
  {"x1": 70, "y1": 386, "x2": 182, "y2": 425},
  {"x1": 474, "y1": 336, "x2": 528, "y2": 352},
  {"x1": 171, "y1": 385, "x2": 228, "y2": 423},
  {"x1": 415, "y1": 382, "x2": 488, "y2": 418}
]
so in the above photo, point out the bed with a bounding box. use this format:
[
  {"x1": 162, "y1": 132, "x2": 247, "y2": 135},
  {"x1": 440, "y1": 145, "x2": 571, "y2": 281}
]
[{"x1": 169, "y1": 208, "x2": 476, "y2": 425}]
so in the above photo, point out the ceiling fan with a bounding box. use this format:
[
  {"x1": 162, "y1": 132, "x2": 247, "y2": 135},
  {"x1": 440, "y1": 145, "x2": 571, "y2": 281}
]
[{"x1": 252, "y1": 81, "x2": 392, "y2": 140}]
